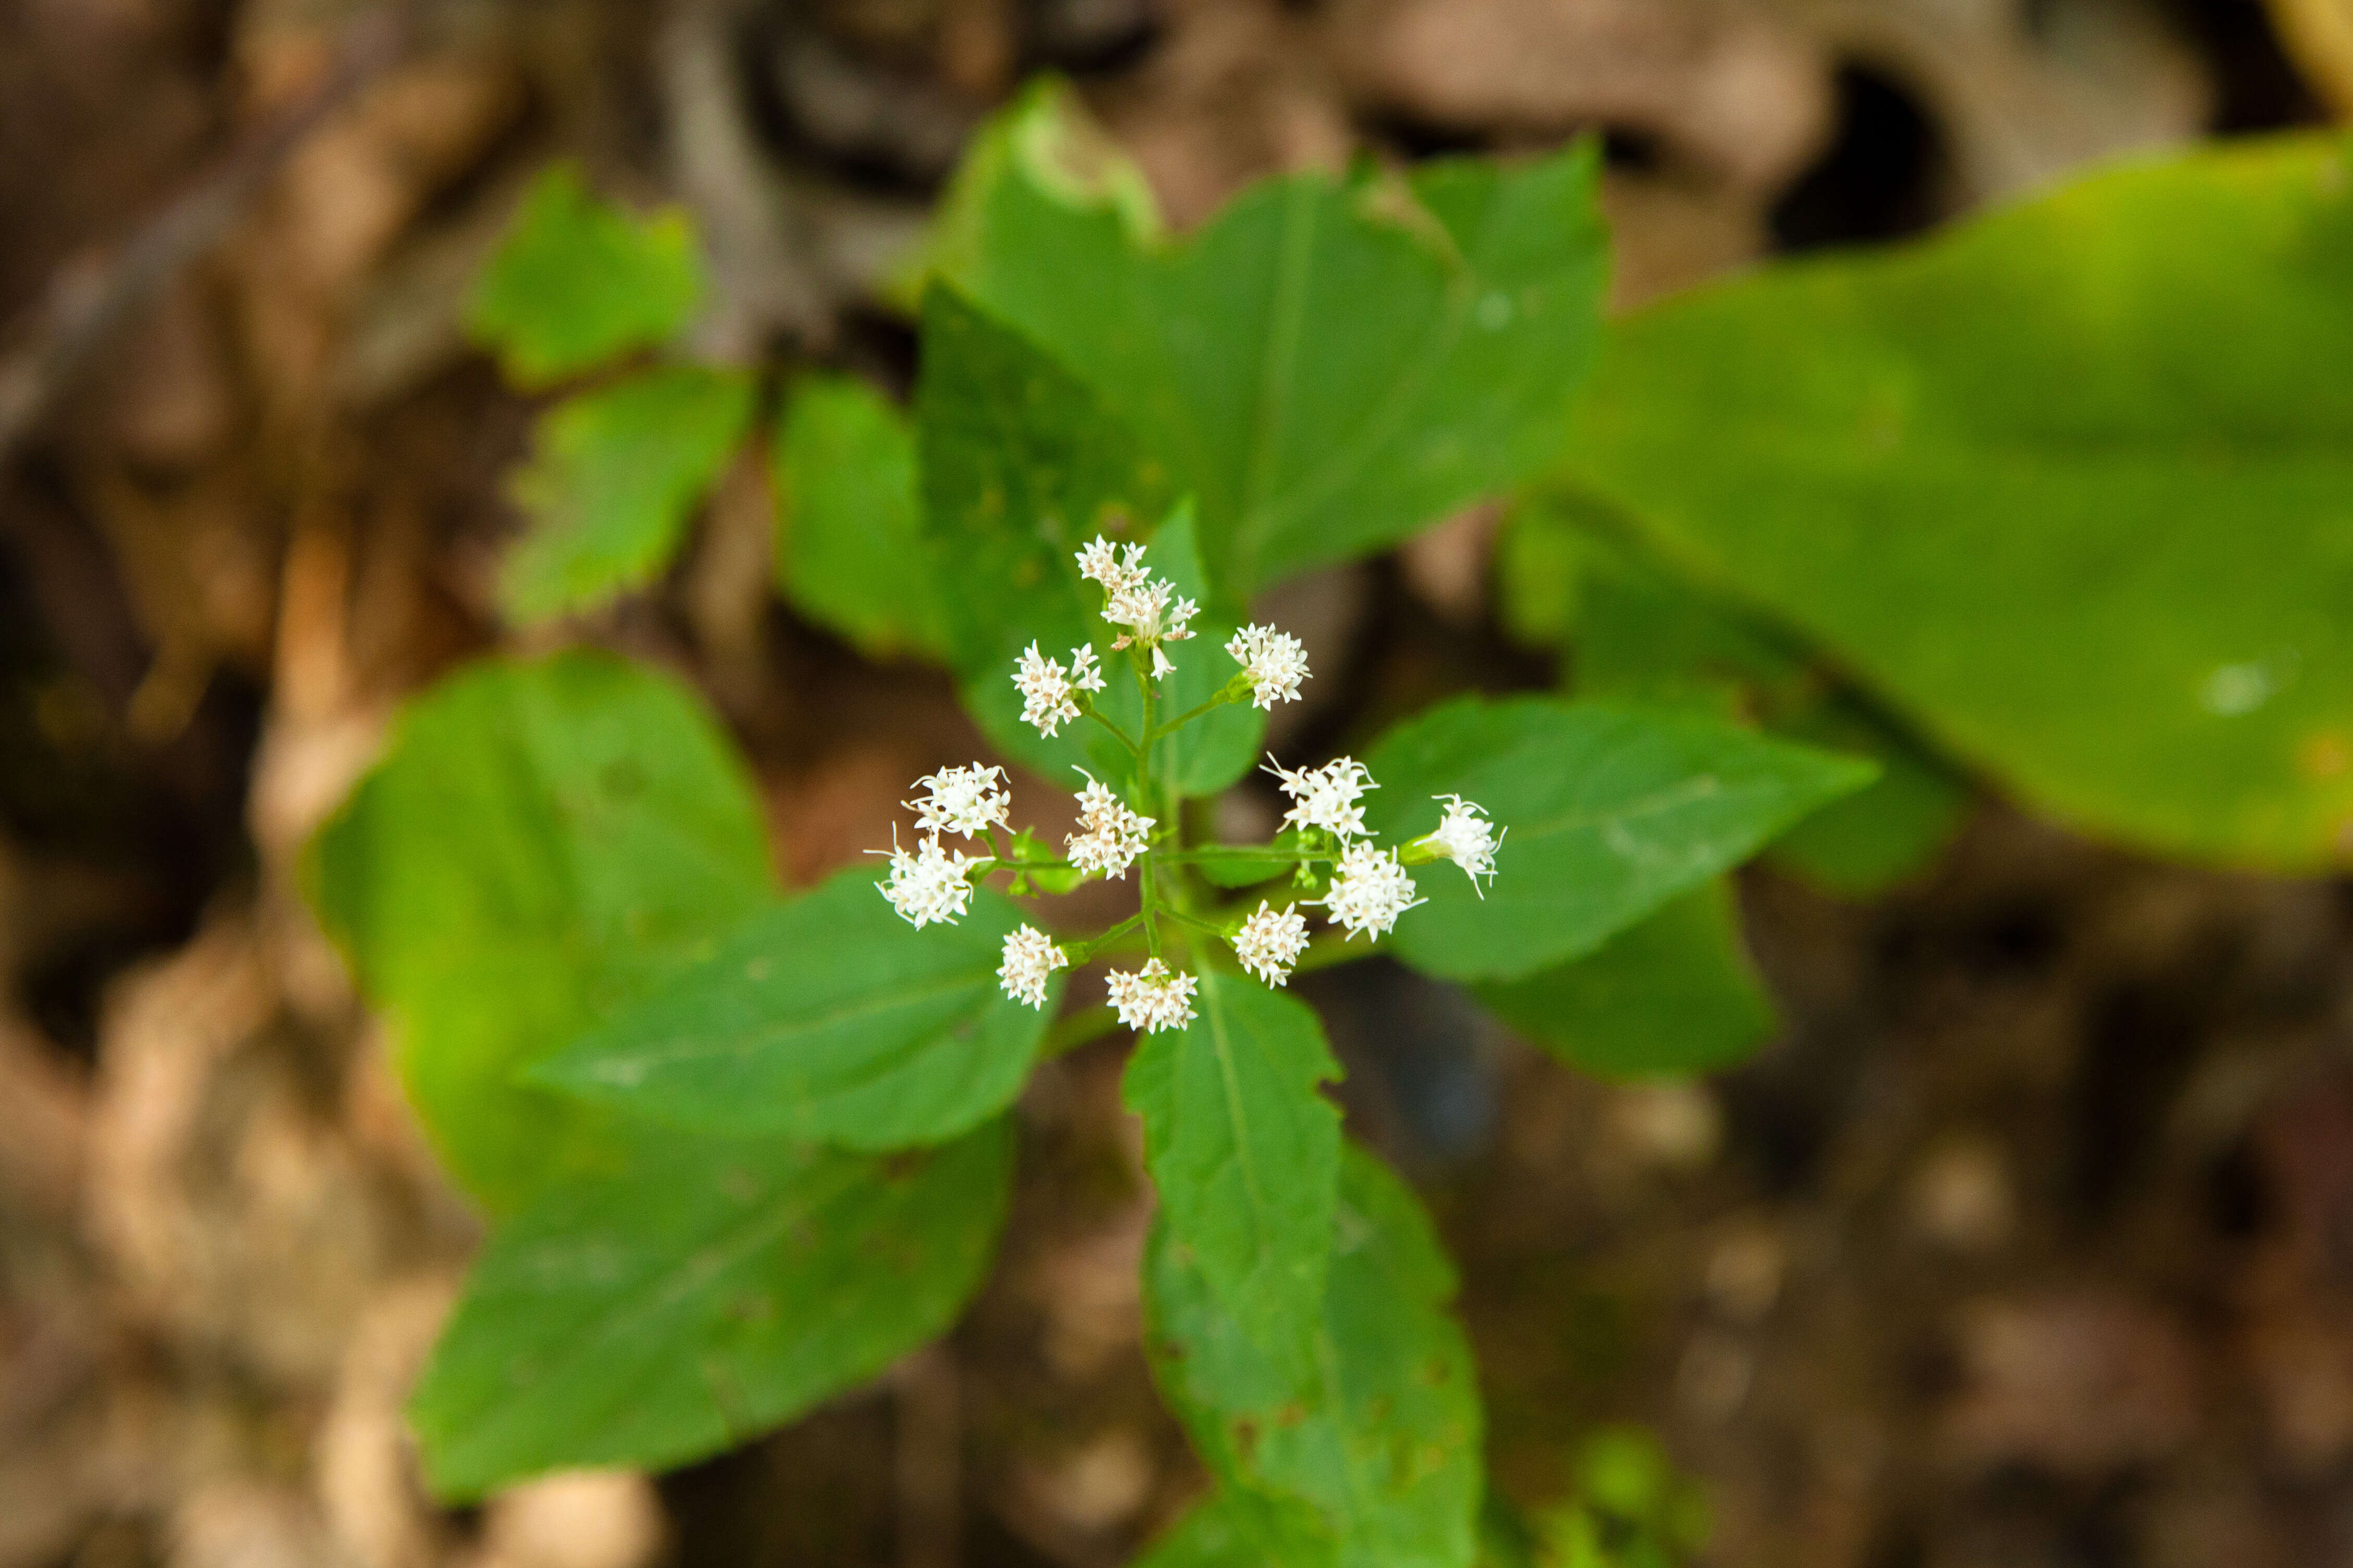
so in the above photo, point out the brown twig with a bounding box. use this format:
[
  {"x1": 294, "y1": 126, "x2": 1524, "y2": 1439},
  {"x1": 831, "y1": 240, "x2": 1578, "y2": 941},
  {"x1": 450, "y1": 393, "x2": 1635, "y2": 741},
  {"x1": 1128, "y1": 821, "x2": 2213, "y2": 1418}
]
[{"x1": 0, "y1": 8, "x2": 411, "y2": 466}]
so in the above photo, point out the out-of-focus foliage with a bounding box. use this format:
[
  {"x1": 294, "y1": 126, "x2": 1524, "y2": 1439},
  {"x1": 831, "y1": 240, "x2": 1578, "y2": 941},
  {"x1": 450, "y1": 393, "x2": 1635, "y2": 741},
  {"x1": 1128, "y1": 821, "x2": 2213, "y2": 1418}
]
[
  {"x1": 1561, "y1": 133, "x2": 2353, "y2": 873},
  {"x1": 306, "y1": 652, "x2": 773, "y2": 1213},
  {"x1": 770, "y1": 375, "x2": 947, "y2": 659},
  {"x1": 465, "y1": 164, "x2": 705, "y2": 388},
  {"x1": 502, "y1": 365, "x2": 755, "y2": 624}
]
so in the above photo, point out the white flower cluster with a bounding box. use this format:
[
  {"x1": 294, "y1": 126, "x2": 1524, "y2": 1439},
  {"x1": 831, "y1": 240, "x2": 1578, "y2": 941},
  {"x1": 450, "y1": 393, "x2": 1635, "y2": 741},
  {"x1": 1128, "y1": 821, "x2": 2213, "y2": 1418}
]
[
  {"x1": 1417, "y1": 794, "x2": 1504, "y2": 897},
  {"x1": 1105, "y1": 957, "x2": 1198, "y2": 1034},
  {"x1": 1266, "y1": 755, "x2": 1375, "y2": 841},
  {"x1": 906, "y1": 764, "x2": 1009, "y2": 841},
  {"x1": 997, "y1": 925, "x2": 1068, "y2": 1009},
  {"x1": 1066, "y1": 770, "x2": 1155, "y2": 879},
  {"x1": 1013, "y1": 641, "x2": 1104, "y2": 737},
  {"x1": 1232, "y1": 901, "x2": 1310, "y2": 986},
  {"x1": 875, "y1": 828, "x2": 977, "y2": 929},
  {"x1": 1077, "y1": 535, "x2": 1197, "y2": 680},
  {"x1": 1314, "y1": 840, "x2": 1425, "y2": 940},
  {"x1": 1226, "y1": 624, "x2": 1310, "y2": 711}
]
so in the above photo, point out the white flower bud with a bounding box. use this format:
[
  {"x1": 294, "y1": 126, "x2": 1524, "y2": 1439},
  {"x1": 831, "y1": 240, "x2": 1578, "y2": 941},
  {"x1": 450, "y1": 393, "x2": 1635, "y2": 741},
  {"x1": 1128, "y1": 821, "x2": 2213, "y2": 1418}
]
[
  {"x1": 997, "y1": 925, "x2": 1068, "y2": 1009},
  {"x1": 1105, "y1": 957, "x2": 1198, "y2": 1034},
  {"x1": 1231, "y1": 901, "x2": 1311, "y2": 987}
]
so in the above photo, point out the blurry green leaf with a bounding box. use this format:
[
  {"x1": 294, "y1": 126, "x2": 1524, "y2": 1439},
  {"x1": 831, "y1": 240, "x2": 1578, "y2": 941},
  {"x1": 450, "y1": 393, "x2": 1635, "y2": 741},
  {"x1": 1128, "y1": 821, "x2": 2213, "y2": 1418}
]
[
  {"x1": 535, "y1": 869, "x2": 1053, "y2": 1147},
  {"x1": 502, "y1": 365, "x2": 755, "y2": 625},
  {"x1": 305, "y1": 651, "x2": 773, "y2": 1213},
  {"x1": 771, "y1": 375, "x2": 947, "y2": 659},
  {"x1": 935, "y1": 85, "x2": 1610, "y2": 592},
  {"x1": 1765, "y1": 700, "x2": 1970, "y2": 893},
  {"x1": 1147, "y1": 1145, "x2": 1483, "y2": 1568},
  {"x1": 1124, "y1": 971, "x2": 1342, "y2": 1350},
  {"x1": 410, "y1": 1117, "x2": 1012, "y2": 1498},
  {"x1": 1199, "y1": 830, "x2": 1308, "y2": 889},
  {"x1": 1360, "y1": 697, "x2": 1875, "y2": 983},
  {"x1": 1562, "y1": 133, "x2": 2353, "y2": 872},
  {"x1": 467, "y1": 163, "x2": 705, "y2": 388},
  {"x1": 1135, "y1": 1490, "x2": 1340, "y2": 1568},
  {"x1": 1474, "y1": 880, "x2": 1774, "y2": 1080},
  {"x1": 1570, "y1": 528, "x2": 1810, "y2": 717},
  {"x1": 1494, "y1": 495, "x2": 1585, "y2": 651}
]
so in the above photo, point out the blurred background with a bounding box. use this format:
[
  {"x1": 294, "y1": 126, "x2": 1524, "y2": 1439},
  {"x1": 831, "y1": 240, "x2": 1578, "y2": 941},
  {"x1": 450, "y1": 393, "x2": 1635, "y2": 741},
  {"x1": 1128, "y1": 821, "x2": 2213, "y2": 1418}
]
[{"x1": 4, "y1": 2, "x2": 2353, "y2": 1565}]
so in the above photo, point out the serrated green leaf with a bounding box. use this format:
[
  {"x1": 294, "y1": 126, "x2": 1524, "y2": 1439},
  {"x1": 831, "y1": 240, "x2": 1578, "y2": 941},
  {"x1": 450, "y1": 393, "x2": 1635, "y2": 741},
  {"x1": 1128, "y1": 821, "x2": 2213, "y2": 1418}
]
[
  {"x1": 771, "y1": 375, "x2": 947, "y2": 659},
  {"x1": 1561, "y1": 133, "x2": 2353, "y2": 872},
  {"x1": 466, "y1": 163, "x2": 706, "y2": 389},
  {"x1": 1360, "y1": 697, "x2": 1875, "y2": 983},
  {"x1": 305, "y1": 651, "x2": 774, "y2": 1213},
  {"x1": 1473, "y1": 880, "x2": 1774, "y2": 1080},
  {"x1": 936, "y1": 86, "x2": 1610, "y2": 592},
  {"x1": 410, "y1": 1117, "x2": 1012, "y2": 1499},
  {"x1": 534, "y1": 868, "x2": 1053, "y2": 1147},
  {"x1": 1146, "y1": 1145, "x2": 1483, "y2": 1568},
  {"x1": 1124, "y1": 970, "x2": 1342, "y2": 1350},
  {"x1": 502, "y1": 365, "x2": 756, "y2": 626}
]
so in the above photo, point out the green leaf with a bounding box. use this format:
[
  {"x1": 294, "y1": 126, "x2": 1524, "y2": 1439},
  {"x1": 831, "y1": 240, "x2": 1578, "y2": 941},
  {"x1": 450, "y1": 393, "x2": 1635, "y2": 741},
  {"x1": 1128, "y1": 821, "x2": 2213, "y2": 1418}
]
[
  {"x1": 1763, "y1": 700, "x2": 1970, "y2": 894},
  {"x1": 534, "y1": 869, "x2": 1053, "y2": 1148},
  {"x1": 1146, "y1": 1144, "x2": 1484, "y2": 1568},
  {"x1": 914, "y1": 294, "x2": 1264, "y2": 792},
  {"x1": 914, "y1": 285, "x2": 1170, "y2": 774},
  {"x1": 1559, "y1": 519, "x2": 1969, "y2": 893},
  {"x1": 1360, "y1": 697, "x2": 1875, "y2": 983},
  {"x1": 304, "y1": 651, "x2": 773, "y2": 1212},
  {"x1": 771, "y1": 375, "x2": 948, "y2": 659},
  {"x1": 1136, "y1": 1490, "x2": 1340, "y2": 1568},
  {"x1": 1123, "y1": 970, "x2": 1342, "y2": 1350},
  {"x1": 501, "y1": 365, "x2": 756, "y2": 626},
  {"x1": 1473, "y1": 880, "x2": 1775, "y2": 1080},
  {"x1": 410, "y1": 1117, "x2": 1012, "y2": 1498},
  {"x1": 1561, "y1": 133, "x2": 2353, "y2": 872},
  {"x1": 466, "y1": 163, "x2": 706, "y2": 389},
  {"x1": 936, "y1": 86, "x2": 1611, "y2": 592}
]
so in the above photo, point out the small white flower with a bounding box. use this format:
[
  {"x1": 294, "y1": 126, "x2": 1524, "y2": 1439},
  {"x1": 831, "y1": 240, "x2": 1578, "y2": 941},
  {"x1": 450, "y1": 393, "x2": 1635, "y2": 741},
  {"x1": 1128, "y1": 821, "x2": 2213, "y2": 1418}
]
[
  {"x1": 1312, "y1": 841, "x2": 1424, "y2": 941},
  {"x1": 1416, "y1": 794, "x2": 1504, "y2": 896},
  {"x1": 1076, "y1": 535, "x2": 1150, "y2": 598},
  {"x1": 873, "y1": 828, "x2": 977, "y2": 929},
  {"x1": 1069, "y1": 642, "x2": 1106, "y2": 693},
  {"x1": 1105, "y1": 957, "x2": 1198, "y2": 1034},
  {"x1": 997, "y1": 925, "x2": 1068, "y2": 1009},
  {"x1": 1104, "y1": 577, "x2": 1199, "y2": 679},
  {"x1": 1231, "y1": 902, "x2": 1311, "y2": 987},
  {"x1": 1065, "y1": 769, "x2": 1155, "y2": 880},
  {"x1": 1226, "y1": 624, "x2": 1310, "y2": 711},
  {"x1": 906, "y1": 763, "x2": 1009, "y2": 841},
  {"x1": 1264, "y1": 754, "x2": 1376, "y2": 841},
  {"x1": 1014, "y1": 642, "x2": 1080, "y2": 737}
]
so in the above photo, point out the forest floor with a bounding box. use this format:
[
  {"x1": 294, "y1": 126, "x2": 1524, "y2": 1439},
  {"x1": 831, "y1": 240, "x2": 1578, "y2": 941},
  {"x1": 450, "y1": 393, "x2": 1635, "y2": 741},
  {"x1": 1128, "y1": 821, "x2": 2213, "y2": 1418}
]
[{"x1": 3, "y1": 2, "x2": 2351, "y2": 1566}]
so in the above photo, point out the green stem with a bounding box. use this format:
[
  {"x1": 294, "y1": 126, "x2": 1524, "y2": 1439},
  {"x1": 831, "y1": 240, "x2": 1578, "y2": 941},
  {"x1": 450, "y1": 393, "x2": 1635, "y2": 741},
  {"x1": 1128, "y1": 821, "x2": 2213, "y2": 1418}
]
[
  {"x1": 1160, "y1": 847, "x2": 1337, "y2": 866},
  {"x1": 1150, "y1": 692, "x2": 1231, "y2": 741},
  {"x1": 1069, "y1": 912, "x2": 1144, "y2": 964},
  {"x1": 1085, "y1": 707, "x2": 1141, "y2": 758},
  {"x1": 1161, "y1": 906, "x2": 1229, "y2": 939}
]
